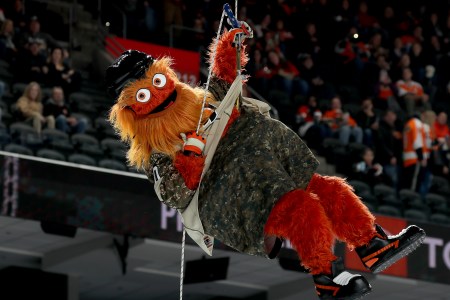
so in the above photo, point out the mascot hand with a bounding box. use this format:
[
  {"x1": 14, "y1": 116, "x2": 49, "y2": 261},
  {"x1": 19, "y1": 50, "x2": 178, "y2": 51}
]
[
  {"x1": 181, "y1": 132, "x2": 206, "y2": 156},
  {"x1": 174, "y1": 152, "x2": 205, "y2": 190},
  {"x1": 229, "y1": 21, "x2": 253, "y2": 46}
]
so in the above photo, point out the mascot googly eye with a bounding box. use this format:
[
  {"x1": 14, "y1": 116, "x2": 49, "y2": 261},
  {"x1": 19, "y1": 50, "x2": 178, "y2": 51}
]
[
  {"x1": 136, "y1": 88, "x2": 151, "y2": 103},
  {"x1": 153, "y1": 74, "x2": 167, "y2": 88}
]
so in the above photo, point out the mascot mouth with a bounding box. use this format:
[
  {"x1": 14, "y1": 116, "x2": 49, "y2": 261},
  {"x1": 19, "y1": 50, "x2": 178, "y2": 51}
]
[
  {"x1": 125, "y1": 89, "x2": 178, "y2": 115},
  {"x1": 150, "y1": 89, "x2": 178, "y2": 114}
]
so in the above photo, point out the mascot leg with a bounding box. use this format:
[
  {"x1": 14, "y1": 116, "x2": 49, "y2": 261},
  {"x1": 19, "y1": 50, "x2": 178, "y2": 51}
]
[
  {"x1": 264, "y1": 189, "x2": 372, "y2": 300},
  {"x1": 307, "y1": 174, "x2": 377, "y2": 247},
  {"x1": 307, "y1": 173, "x2": 426, "y2": 274}
]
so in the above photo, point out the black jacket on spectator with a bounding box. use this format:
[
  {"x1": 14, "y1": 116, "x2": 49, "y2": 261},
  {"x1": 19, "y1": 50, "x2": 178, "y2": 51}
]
[
  {"x1": 43, "y1": 100, "x2": 70, "y2": 118},
  {"x1": 375, "y1": 120, "x2": 403, "y2": 165},
  {"x1": 14, "y1": 47, "x2": 47, "y2": 83},
  {"x1": 46, "y1": 63, "x2": 81, "y2": 95}
]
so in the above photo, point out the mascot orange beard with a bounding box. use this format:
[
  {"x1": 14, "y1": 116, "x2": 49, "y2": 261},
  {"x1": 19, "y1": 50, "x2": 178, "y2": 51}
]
[{"x1": 106, "y1": 29, "x2": 425, "y2": 300}]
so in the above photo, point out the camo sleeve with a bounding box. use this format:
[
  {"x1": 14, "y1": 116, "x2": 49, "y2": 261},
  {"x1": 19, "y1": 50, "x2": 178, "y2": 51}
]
[
  {"x1": 144, "y1": 153, "x2": 195, "y2": 210},
  {"x1": 208, "y1": 77, "x2": 230, "y2": 102}
]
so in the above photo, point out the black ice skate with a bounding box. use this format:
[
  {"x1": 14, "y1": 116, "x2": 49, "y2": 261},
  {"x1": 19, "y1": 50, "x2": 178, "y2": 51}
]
[
  {"x1": 313, "y1": 258, "x2": 372, "y2": 300},
  {"x1": 356, "y1": 224, "x2": 426, "y2": 274}
]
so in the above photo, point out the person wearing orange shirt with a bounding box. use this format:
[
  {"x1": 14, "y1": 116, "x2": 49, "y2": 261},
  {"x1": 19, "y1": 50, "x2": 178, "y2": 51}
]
[
  {"x1": 396, "y1": 67, "x2": 431, "y2": 117},
  {"x1": 323, "y1": 96, "x2": 363, "y2": 145},
  {"x1": 402, "y1": 111, "x2": 429, "y2": 194},
  {"x1": 296, "y1": 96, "x2": 330, "y2": 150}
]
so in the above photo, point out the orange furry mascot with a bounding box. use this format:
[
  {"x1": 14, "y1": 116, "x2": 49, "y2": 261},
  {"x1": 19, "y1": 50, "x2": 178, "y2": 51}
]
[{"x1": 106, "y1": 27, "x2": 425, "y2": 300}]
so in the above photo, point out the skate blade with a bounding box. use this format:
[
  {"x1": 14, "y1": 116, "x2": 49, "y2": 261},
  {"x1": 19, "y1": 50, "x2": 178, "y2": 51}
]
[{"x1": 372, "y1": 232, "x2": 426, "y2": 274}]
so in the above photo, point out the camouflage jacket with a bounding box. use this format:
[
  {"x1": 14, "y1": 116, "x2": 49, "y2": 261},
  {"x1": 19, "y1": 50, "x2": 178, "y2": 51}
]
[{"x1": 144, "y1": 80, "x2": 319, "y2": 257}]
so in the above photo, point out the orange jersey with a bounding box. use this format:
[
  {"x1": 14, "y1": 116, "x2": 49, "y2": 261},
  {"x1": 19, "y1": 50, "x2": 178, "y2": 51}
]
[
  {"x1": 403, "y1": 118, "x2": 427, "y2": 167},
  {"x1": 396, "y1": 80, "x2": 424, "y2": 97},
  {"x1": 323, "y1": 109, "x2": 357, "y2": 130},
  {"x1": 434, "y1": 121, "x2": 449, "y2": 139},
  {"x1": 378, "y1": 85, "x2": 394, "y2": 100}
]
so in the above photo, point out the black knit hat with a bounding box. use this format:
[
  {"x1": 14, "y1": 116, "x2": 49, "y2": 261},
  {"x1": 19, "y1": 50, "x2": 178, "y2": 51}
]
[{"x1": 105, "y1": 50, "x2": 154, "y2": 98}]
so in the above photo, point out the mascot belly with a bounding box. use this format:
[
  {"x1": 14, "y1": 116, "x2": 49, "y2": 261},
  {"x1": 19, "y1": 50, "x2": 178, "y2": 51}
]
[{"x1": 106, "y1": 27, "x2": 426, "y2": 300}]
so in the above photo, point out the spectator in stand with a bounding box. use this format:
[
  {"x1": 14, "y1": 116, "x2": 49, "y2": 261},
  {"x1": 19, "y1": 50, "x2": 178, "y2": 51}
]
[
  {"x1": 16, "y1": 81, "x2": 55, "y2": 134},
  {"x1": 247, "y1": 48, "x2": 265, "y2": 75},
  {"x1": 424, "y1": 13, "x2": 444, "y2": 39},
  {"x1": 378, "y1": 6, "x2": 396, "y2": 41},
  {"x1": 356, "y1": 1, "x2": 377, "y2": 33},
  {"x1": 409, "y1": 42, "x2": 426, "y2": 82},
  {"x1": 296, "y1": 96, "x2": 329, "y2": 150},
  {"x1": 44, "y1": 47, "x2": 81, "y2": 95},
  {"x1": 323, "y1": 96, "x2": 363, "y2": 145},
  {"x1": 374, "y1": 69, "x2": 402, "y2": 113},
  {"x1": 334, "y1": 27, "x2": 370, "y2": 84},
  {"x1": 375, "y1": 110, "x2": 403, "y2": 189},
  {"x1": 143, "y1": 0, "x2": 158, "y2": 34},
  {"x1": 297, "y1": 54, "x2": 333, "y2": 99},
  {"x1": 396, "y1": 67, "x2": 430, "y2": 117},
  {"x1": 0, "y1": 19, "x2": 18, "y2": 63},
  {"x1": 355, "y1": 98, "x2": 379, "y2": 147},
  {"x1": 274, "y1": 19, "x2": 294, "y2": 56},
  {"x1": 44, "y1": 86, "x2": 86, "y2": 134},
  {"x1": 255, "y1": 50, "x2": 307, "y2": 98},
  {"x1": 420, "y1": 110, "x2": 437, "y2": 197},
  {"x1": 353, "y1": 147, "x2": 384, "y2": 187},
  {"x1": 253, "y1": 14, "x2": 271, "y2": 39},
  {"x1": 390, "y1": 37, "x2": 406, "y2": 67},
  {"x1": 298, "y1": 23, "x2": 321, "y2": 59},
  {"x1": 17, "y1": 16, "x2": 59, "y2": 53},
  {"x1": 402, "y1": 110, "x2": 432, "y2": 198},
  {"x1": 368, "y1": 32, "x2": 388, "y2": 59},
  {"x1": 433, "y1": 111, "x2": 449, "y2": 176},
  {"x1": 391, "y1": 53, "x2": 410, "y2": 81},
  {"x1": 14, "y1": 38, "x2": 47, "y2": 83},
  {"x1": 332, "y1": 0, "x2": 354, "y2": 38},
  {"x1": 164, "y1": 0, "x2": 183, "y2": 37},
  {"x1": 426, "y1": 35, "x2": 442, "y2": 66},
  {"x1": 6, "y1": 0, "x2": 28, "y2": 32}
]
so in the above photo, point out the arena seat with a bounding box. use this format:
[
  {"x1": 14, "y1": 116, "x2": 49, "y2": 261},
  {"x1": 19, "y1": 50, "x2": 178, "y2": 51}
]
[
  {"x1": 374, "y1": 183, "x2": 395, "y2": 197},
  {"x1": 79, "y1": 144, "x2": 104, "y2": 160},
  {"x1": 404, "y1": 209, "x2": 428, "y2": 222},
  {"x1": 68, "y1": 153, "x2": 97, "y2": 166},
  {"x1": 348, "y1": 180, "x2": 372, "y2": 196},
  {"x1": 36, "y1": 149, "x2": 66, "y2": 161},
  {"x1": 71, "y1": 133, "x2": 99, "y2": 147},
  {"x1": 429, "y1": 213, "x2": 450, "y2": 226},
  {"x1": 425, "y1": 193, "x2": 448, "y2": 214},
  {"x1": 4, "y1": 143, "x2": 33, "y2": 156},
  {"x1": 98, "y1": 159, "x2": 127, "y2": 171},
  {"x1": 377, "y1": 205, "x2": 402, "y2": 217}
]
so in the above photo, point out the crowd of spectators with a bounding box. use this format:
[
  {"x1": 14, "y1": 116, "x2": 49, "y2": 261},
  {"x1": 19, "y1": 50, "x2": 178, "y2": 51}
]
[
  {"x1": 111, "y1": 0, "x2": 450, "y2": 203},
  {"x1": 1, "y1": 1, "x2": 449, "y2": 215},
  {"x1": 0, "y1": 0, "x2": 84, "y2": 137}
]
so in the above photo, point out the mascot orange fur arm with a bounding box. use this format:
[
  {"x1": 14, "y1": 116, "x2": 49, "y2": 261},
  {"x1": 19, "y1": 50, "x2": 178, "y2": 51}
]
[{"x1": 106, "y1": 25, "x2": 426, "y2": 300}]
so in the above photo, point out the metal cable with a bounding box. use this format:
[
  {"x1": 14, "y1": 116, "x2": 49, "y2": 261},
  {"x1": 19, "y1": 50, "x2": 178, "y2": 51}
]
[{"x1": 196, "y1": 11, "x2": 226, "y2": 134}]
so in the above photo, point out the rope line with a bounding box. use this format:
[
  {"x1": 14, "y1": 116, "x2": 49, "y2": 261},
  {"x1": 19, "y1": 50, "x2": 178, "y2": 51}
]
[
  {"x1": 196, "y1": 11, "x2": 226, "y2": 134},
  {"x1": 179, "y1": 227, "x2": 186, "y2": 300},
  {"x1": 183, "y1": 3, "x2": 239, "y2": 300}
]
